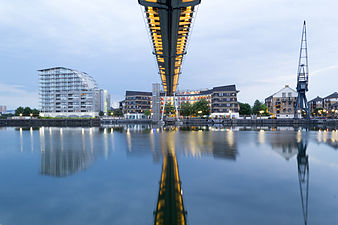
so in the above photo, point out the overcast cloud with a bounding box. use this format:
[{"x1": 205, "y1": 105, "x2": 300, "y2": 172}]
[{"x1": 0, "y1": 0, "x2": 337, "y2": 109}]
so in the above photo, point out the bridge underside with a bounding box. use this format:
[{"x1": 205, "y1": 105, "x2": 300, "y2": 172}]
[{"x1": 139, "y1": 0, "x2": 201, "y2": 96}]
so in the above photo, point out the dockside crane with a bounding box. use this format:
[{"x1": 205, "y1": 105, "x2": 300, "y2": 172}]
[{"x1": 295, "y1": 21, "x2": 310, "y2": 119}]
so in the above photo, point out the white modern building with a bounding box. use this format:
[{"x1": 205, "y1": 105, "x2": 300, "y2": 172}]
[{"x1": 39, "y1": 67, "x2": 101, "y2": 117}]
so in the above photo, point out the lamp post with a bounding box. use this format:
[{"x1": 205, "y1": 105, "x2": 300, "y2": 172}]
[
  {"x1": 259, "y1": 110, "x2": 264, "y2": 120},
  {"x1": 198, "y1": 110, "x2": 202, "y2": 118},
  {"x1": 19, "y1": 113, "x2": 23, "y2": 117},
  {"x1": 297, "y1": 110, "x2": 301, "y2": 118}
]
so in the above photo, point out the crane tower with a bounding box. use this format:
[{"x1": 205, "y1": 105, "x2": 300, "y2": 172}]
[{"x1": 295, "y1": 21, "x2": 310, "y2": 119}]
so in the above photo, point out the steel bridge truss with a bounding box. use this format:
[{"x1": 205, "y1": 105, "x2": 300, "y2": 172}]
[{"x1": 139, "y1": 0, "x2": 201, "y2": 96}]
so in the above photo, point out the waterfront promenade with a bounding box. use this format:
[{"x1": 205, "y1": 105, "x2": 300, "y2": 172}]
[{"x1": 1, "y1": 118, "x2": 337, "y2": 128}]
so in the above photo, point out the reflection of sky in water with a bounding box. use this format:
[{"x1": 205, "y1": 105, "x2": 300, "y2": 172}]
[{"x1": 0, "y1": 126, "x2": 337, "y2": 225}]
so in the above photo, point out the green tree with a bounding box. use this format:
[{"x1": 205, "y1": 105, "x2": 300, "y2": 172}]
[
  {"x1": 23, "y1": 107, "x2": 32, "y2": 116},
  {"x1": 165, "y1": 103, "x2": 175, "y2": 116},
  {"x1": 252, "y1": 100, "x2": 263, "y2": 115},
  {"x1": 192, "y1": 99, "x2": 210, "y2": 116},
  {"x1": 32, "y1": 109, "x2": 40, "y2": 117},
  {"x1": 113, "y1": 109, "x2": 124, "y2": 117},
  {"x1": 15, "y1": 107, "x2": 24, "y2": 116},
  {"x1": 260, "y1": 104, "x2": 269, "y2": 116},
  {"x1": 239, "y1": 103, "x2": 252, "y2": 115},
  {"x1": 99, "y1": 111, "x2": 104, "y2": 117},
  {"x1": 144, "y1": 110, "x2": 151, "y2": 117},
  {"x1": 180, "y1": 102, "x2": 192, "y2": 116}
]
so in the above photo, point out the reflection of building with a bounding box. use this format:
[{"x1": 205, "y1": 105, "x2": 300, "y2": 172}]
[
  {"x1": 40, "y1": 145, "x2": 94, "y2": 177},
  {"x1": 154, "y1": 152, "x2": 186, "y2": 225},
  {"x1": 259, "y1": 131, "x2": 299, "y2": 160},
  {"x1": 120, "y1": 84, "x2": 240, "y2": 119},
  {"x1": 123, "y1": 128, "x2": 238, "y2": 161},
  {"x1": 316, "y1": 130, "x2": 338, "y2": 150},
  {"x1": 265, "y1": 85, "x2": 298, "y2": 118},
  {"x1": 39, "y1": 67, "x2": 101, "y2": 117},
  {"x1": 39, "y1": 128, "x2": 105, "y2": 177}
]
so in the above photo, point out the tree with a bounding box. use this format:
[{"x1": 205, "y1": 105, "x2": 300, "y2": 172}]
[
  {"x1": 192, "y1": 99, "x2": 210, "y2": 116},
  {"x1": 239, "y1": 103, "x2": 251, "y2": 115},
  {"x1": 180, "y1": 102, "x2": 192, "y2": 116},
  {"x1": 15, "y1": 107, "x2": 24, "y2": 116},
  {"x1": 23, "y1": 107, "x2": 32, "y2": 116},
  {"x1": 260, "y1": 104, "x2": 269, "y2": 116},
  {"x1": 252, "y1": 100, "x2": 263, "y2": 115},
  {"x1": 144, "y1": 110, "x2": 151, "y2": 117},
  {"x1": 113, "y1": 109, "x2": 124, "y2": 117},
  {"x1": 32, "y1": 109, "x2": 40, "y2": 117},
  {"x1": 99, "y1": 111, "x2": 104, "y2": 117},
  {"x1": 165, "y1": 103, "x2": 175, "y2": 116}
]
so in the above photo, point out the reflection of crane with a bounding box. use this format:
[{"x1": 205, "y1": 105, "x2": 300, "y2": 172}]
[
  {"x1": 154, "y1": 152, "x2": 186, "y2": 225},
  {"x1": 295, "y1": 21, "x2": 310, "y2": 119},
  {"x1": 297, "y1": 141, "x2": 309, "y2": 225}
]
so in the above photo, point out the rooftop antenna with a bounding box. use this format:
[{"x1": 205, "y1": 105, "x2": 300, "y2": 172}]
[{"x1": 295, "y1": 21, "x2": 310, "y2": 119}]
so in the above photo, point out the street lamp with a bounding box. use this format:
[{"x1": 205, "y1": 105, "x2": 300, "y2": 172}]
[
  {"x1": 259, "y1": 110, "x2": 264, "y2": 120},
  {"x1": 30, "y1": 113, "x2": 33, "y2": 117},
  {"x1": 19, "y1": 113, "x2": 23, "y2": 117}
]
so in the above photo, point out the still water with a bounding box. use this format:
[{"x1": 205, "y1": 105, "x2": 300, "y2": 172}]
[{"x1": 0, "y1": 126, "x2": 337, "y2": 225}]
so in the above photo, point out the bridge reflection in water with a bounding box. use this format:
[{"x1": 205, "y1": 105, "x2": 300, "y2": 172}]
[{"x1": 154, "y1": 151, "x2": 186, "y2": 225}]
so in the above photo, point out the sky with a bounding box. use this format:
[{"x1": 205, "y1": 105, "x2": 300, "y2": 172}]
[{"x1": 0, "y1": 0, "x2": 338, "y2": 109}]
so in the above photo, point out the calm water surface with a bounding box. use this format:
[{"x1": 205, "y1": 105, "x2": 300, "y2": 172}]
[{"x1": 0, "y1": 126, "x2": 337, "y2": 225}]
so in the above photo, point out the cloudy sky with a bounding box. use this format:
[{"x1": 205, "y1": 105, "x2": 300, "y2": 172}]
[{"x1": 0, "y1": 0, "x2": 337, "y2": 109}]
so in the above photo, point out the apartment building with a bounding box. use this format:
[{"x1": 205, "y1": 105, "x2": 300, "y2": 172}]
[
  {"x1": 39, "y1": 67, "x2": 101, "y2": 117},
  {"x1": 265, "y1": 85, "x2": 298, "y2": 118},
  {"x1": 120, "y1": 84, "x2": 240, "y2": 119}
]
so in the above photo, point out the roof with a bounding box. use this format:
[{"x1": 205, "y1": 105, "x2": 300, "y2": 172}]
[
  {"x1": 38, "y1": 67, "x2": 71, "y2": 72},
  {"x1": 324, "y1": 92, "x2": 338, "y2": 99},
  {"x1": 212, "y1": 85, "x2": 237, "y2": 92},
  {"x1": 126, "y1": 91, "x2": 152, "y2": 96},
  {"x1": 309, "y1": 96, "x2": 323, "y2": 102},
  {"x1": 267, "y1": 85, "x2": 297, "y2": 98}
]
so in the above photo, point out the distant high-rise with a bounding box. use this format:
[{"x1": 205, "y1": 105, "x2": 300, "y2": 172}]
[
  {"x1": 39, "y1": 67, "x2": 101, "y2": 117},
  {"x1": 99, "y1": 89, "x2": 111, "y2": 115},
  {"x1": 152, "y1": 83, "x2": 161, "y2": 121},
  {"x1": 0, "y1": 105, "x2": 6, "y2": 114}
]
